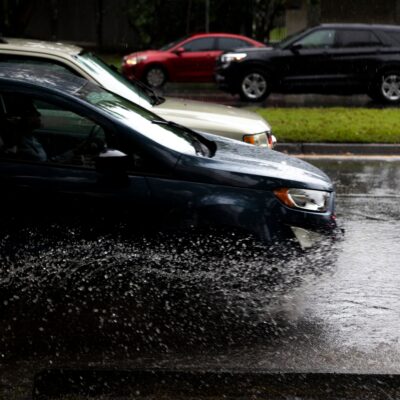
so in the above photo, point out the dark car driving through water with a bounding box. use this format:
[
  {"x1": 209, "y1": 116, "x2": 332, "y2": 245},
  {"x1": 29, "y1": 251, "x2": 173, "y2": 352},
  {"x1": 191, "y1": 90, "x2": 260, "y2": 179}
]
[{"x1": 0, "y1": 66, "x2": 337, "y2": 249}]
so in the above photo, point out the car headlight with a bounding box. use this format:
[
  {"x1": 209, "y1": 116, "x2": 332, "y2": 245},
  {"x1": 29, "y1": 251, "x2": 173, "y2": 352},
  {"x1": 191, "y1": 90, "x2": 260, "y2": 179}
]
[
  {"x1": 274, "y1": 188, "x2": 330, "y2": 212},
  {"x1": 243, "y1": 132, "x2": 268, "y2": 147},
  {"x1": 220, "y1": 52, "x2": 247, "y2": 64},
  {"x1": 125, "y1": 55, "x2": 148, "y2": 66},
  {"x1": 243, "y1": 132, "x2": 276, "y2": 149}
]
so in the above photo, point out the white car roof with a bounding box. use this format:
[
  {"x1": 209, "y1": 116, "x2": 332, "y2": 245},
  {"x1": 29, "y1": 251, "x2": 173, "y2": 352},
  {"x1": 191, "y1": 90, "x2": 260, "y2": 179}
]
[{"x1": 0, "y1": 38, "x2": 82, "y2": 57}]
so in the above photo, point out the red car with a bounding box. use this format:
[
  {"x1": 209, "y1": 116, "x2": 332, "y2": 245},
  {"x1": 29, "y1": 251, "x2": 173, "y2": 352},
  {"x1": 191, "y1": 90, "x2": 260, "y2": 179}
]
[{"x1": 122, "y1": 33, "x2": 265, "y2": 88}]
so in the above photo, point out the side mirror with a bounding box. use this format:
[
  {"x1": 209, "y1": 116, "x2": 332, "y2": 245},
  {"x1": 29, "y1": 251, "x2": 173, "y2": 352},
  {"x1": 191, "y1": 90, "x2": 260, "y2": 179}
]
[
  {"x1": 95, "y1": 149, "x2": 129, "y2": 175},
  {"x1": 290, "y1": 43, "x2": 303, "y2": 53},
  {"x1": 173, "y1": 47, "x2": 185, "y2": 55}
]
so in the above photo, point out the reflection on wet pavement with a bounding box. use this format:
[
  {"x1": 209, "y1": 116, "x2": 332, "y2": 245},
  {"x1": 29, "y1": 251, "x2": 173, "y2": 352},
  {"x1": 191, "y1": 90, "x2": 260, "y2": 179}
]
[{"x1": 289, "y1": 160, "x2": 400, "y2": 370}]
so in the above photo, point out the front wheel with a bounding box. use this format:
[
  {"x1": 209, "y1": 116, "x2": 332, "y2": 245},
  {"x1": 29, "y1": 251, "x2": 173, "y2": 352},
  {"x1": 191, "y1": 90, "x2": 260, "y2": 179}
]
[
  {"x1": 239, "y1": 70, "x2": 270, "y2": 102},
  {"x1": 144, "y1": 66, "x2": 167, "y2": 88},
  {"x1": 370, "y1": 71, "x2": 400, "y2": 104}
]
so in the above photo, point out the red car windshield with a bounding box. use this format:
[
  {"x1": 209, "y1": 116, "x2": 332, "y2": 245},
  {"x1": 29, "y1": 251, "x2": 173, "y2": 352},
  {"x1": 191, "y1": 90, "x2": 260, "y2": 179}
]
[{"x1": 158, "y1": 35, "x2": 192, "y2": 51}]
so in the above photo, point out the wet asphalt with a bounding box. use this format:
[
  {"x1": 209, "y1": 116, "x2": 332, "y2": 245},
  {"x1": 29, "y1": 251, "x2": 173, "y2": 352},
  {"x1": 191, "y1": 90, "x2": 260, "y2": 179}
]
[
  {"x1": 162, "y1": 83, "x2": 380, "y2": 108},
  {"x1": 1, "y1": 158, "x2": 400, "y2": 398}
]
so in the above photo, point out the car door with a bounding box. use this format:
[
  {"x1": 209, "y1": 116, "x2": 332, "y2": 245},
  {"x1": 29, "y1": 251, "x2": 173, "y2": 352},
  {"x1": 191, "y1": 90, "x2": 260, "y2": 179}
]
[
  {"x1": 0, "y1": 91, "x2": 151, "y2": 229},
  {"x1": 273, "y1": 28, "x2": 337, "y2": 91},
  {"x1": 171, "y1": 37, "x2": 218, "y2": 82},
  {"x1": 327, "y1": 29, "x2": 384, "y2": 88}
]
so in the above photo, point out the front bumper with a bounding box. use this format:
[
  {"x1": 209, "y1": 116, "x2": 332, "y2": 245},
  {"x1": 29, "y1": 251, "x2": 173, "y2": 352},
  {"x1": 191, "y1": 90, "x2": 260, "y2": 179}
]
[
  {"x1": 290, "y1": 224, "x2": 343, "y2": 250},
  {"x1": 121, "y1": 62, "x2": 146, "y2": 81},
  {"x1": 214, "y1": 63, "x2": 240, "y2": 94},
  {"x1": 215, "y1": 71, "x2": 235, "y2": 93},
  {"x1": 265, "y1": 190, "x2": 341, "y2": 249}
]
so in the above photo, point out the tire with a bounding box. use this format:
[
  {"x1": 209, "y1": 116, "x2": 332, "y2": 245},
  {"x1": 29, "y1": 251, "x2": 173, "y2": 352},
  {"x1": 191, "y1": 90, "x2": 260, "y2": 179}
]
[
  {"x1": 239, "y1": 70, "x2": 270, "y2": 102},
  {"x1": 370, "y1": 70, "x2": 400, "y2": 104},
  {"x1": 144, "y1": 65, "x2": 167, "y2": 88}
]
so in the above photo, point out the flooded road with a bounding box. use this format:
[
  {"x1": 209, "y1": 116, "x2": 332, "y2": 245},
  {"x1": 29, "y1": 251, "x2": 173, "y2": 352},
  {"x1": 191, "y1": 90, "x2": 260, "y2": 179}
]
[{"x1": 1, "y1": 159, "x2": 400, "y2": 397}]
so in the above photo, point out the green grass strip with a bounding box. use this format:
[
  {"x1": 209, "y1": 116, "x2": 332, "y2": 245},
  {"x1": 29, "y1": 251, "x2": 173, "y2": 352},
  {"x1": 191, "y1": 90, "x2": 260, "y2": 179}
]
[{"x1": 255, "y1": 107, "x2": 400, "y2": 143}]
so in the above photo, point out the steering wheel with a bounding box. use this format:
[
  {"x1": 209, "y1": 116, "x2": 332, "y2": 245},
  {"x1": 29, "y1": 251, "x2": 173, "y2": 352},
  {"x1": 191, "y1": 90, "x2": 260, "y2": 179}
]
[{"x1": 77, "y1": 125, "x2": 106, "y2": 155}]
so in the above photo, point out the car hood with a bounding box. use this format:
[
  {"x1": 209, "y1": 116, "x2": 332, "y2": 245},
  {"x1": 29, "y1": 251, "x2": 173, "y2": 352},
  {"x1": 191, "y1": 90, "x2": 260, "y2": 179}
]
[
  {"x1": 223, "y1": 46, "x2": 276, "y2": 59},
  {"x1": 155, "y1": 97, "x2": 271, "y2": 137},
  {"x1": 177, "y1": 134, "x2": 333, "y2": 191},
  {"x1": 225, "y1": 46, "x2": 275, "y2": 55}
]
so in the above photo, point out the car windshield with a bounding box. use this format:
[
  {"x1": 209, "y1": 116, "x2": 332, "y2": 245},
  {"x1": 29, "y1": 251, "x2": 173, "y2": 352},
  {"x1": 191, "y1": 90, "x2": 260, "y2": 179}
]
[
  {"x1": 77, "y1": 82, "x2": 207, "y2": 156},
  {"x1": 276, "y1": 27, "x2": 309, "y2": 49},
  {"x1": 159, "y1": 35, "x2": 190, "y2": 50},
  {"x1": 74, "y1": 52, "x2": 162, "y2": 107}
]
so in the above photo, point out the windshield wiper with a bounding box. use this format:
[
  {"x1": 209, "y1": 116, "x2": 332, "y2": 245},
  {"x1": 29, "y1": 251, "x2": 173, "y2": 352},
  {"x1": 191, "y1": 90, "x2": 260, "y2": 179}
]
[
  {"x1": 108, "y1": 64, "x2": 165, "y2": 106},
  {"x1": 130, "y1": 78, "x2": 166, "y2": 106},
  {"x1": 152, "y1": 119, "x2": 214, "y2": 157}
]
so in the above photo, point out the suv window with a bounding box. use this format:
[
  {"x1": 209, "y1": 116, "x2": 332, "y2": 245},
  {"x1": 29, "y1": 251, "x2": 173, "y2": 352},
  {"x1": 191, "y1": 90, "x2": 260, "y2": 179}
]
[
  {"x1": 337, "y1": 29, "x2": 382, "y2": 47},
  {"x1": 382, "y1": 30, "x2": 400, "y2": 45},
  {"x1": 295, "y1": 29, "x2": 336, "y2": 49},
  {"x1": 218, "y1": 37, "x2": 252, "y2": 51},
  {"x1": 183, "y1": 37, "x2": 216, "y2": 52}
]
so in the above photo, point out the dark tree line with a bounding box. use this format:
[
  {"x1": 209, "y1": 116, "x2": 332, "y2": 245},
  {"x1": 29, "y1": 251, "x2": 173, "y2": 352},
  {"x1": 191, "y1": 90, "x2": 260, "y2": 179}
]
[
  {"x1": 0, "y1": 0, "x2": 287, "y2": 49},
  {"x1": 0, "y1": 0, "x2": 37, "y2": 36},
  {"x1": 125, "y1": 0, "x2": 286, "y2": 48}
]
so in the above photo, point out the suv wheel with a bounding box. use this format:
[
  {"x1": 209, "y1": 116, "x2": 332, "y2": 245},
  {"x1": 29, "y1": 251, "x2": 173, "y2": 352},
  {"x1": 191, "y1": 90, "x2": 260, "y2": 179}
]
[
  {"x1": 372, "y1": 71, "x2": 400, "y2": 104},
  {"x1": 239, "y1": 70, "x2": 270, "y2": 102},
  {"x1": 145, "y1": 66, "x2": 167, "y2": 88}
]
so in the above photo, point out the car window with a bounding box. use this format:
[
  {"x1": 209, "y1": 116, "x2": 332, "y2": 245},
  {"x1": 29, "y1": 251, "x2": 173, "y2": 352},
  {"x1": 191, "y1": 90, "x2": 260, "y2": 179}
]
[
  {"x1": 337, "y1": 29, "x2": 382, "y2": 47},
  {"x1": 218, "y1": 37, "x2": 253, "y2": 51},
  {"x1": 0, "y1": 93, "x2": 108, "y2": 167},
  {"x1": 159, "y1": 35, "x2": 190, "y2": 51},
  {"x1": 277, "y1": 27, "x2": 309, "y2": 49},
  {"x1": 74, "y1": 52, "x2": 154, "y2": 107},
  {"x1": 295, "y1": 29, "x2": 336, "y2": 49},
  {"x1": 182, "y1": 37, "x2": 216, "y2": 52},
  {"x1": 0, "y1": 53, "x2": 155, "y2": 108},
  {"x1": 77, "y1": 82, "x2": 201, "y2": 156},
  {"x1": 383, "y1": 30, "x2": 400, "y2": 46}
]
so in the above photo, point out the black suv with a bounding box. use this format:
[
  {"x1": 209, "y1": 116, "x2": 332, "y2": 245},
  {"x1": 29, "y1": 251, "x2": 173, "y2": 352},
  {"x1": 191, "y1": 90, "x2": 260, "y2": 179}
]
[{"x1": 215, "y1": 23, "x2": 400, "y2": 103}]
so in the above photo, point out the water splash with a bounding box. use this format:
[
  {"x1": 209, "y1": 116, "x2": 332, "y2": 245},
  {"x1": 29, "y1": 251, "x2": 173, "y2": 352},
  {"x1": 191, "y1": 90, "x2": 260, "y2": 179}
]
[{"x1": 0, "y1": 224, "x2": 337, "y2": 358}]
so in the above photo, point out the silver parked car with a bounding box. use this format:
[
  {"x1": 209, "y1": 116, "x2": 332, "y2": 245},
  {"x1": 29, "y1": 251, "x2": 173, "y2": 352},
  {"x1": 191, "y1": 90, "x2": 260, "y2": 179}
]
[{"x1": 0, "y1": 38, "x2": 275, "y2": 148}]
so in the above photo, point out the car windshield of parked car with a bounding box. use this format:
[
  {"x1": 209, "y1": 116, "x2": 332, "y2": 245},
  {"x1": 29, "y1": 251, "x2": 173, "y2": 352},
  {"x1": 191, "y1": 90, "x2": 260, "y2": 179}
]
[
  {"x1": 159, "y1": 35, "x2": 190, "y2": 51},
  {"x1": 276, "y1": 27, "x2": 308, "y2": 49},
  {"x1": 77, "y1": 82, "x2": 205, "y2": 156},
  {"x1": 74, "y1": 52, "x2": 157, "y2": 108},
  {"x1": 293, "y1": 29, "x2": 336, "y2": 48}
]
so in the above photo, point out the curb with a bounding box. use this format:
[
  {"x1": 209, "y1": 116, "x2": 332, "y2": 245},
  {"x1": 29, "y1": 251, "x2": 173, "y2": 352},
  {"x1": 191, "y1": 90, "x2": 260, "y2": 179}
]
[{"x1": 275, "y1": 143, "x2": 400, "y2": 155}]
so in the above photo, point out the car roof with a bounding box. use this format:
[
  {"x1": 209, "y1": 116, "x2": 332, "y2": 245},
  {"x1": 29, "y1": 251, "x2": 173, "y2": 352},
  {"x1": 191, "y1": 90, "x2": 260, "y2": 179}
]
[
  {"x1": 0, "y1": 37, "x2": 82, "y2": 57},
  {"x1": 188, "y1": 32, "x2": 255, "y2": 39},
  {"x1": 0, "y1": 64, "x2": 89, "y2": 95},
  {"x1": 318, "y1": 23, "x2": 400, "y2": 31}
]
